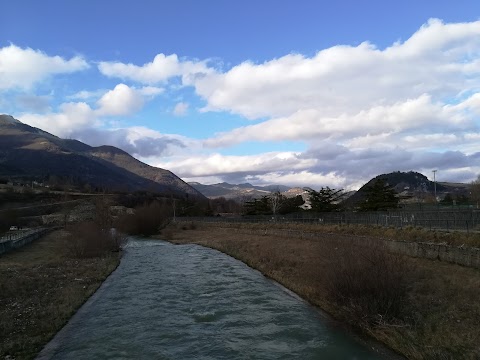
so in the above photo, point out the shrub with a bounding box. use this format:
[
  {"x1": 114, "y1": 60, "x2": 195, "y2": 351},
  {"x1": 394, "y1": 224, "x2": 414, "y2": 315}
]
[
  {"x1": 115, "y1": 201, "x2": 171, "y2": 236},
  {"x1": 324, "y1": 239, "x2": 410, "y2": 326},
  {"x1": 66, "y1": 221, "x2": 124, "y2": 258}
]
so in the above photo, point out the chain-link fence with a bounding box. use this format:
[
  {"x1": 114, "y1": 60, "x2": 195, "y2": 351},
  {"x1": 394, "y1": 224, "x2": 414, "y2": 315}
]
[{"x1": 180, "y1": 209, "x2": 480, "y2": 233}]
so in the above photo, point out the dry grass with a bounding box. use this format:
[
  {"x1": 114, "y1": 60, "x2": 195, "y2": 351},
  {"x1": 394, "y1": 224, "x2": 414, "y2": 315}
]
[
  {"x1": 165, "y1": 222, "x2": 480, "y2": 360},
  {"x1": 210, "y1": 222, "x2": 480, "y2": 247},
  {"x1": 0, "y1": 230, "x2": 120, "y2": 360},
  {"x1": 323, "y1": 241, "x2": 411, "y2": 327}
]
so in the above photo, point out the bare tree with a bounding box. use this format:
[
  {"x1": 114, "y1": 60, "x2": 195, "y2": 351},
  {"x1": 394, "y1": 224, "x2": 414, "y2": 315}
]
[
  {"x1": 470, "y1": 175, "x2": 480, "y2": 208},
  {"x1": 270, "y1": 190, "x2": 282, "y2": 221},
  {"x1": 94, "y1": 195, "x2": 112, "y2": 230}
]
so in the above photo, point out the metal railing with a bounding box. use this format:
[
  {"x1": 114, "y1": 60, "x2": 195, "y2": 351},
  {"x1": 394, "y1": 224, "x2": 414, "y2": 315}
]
[{"x1": 0, "y1": 229, "x2": 38, "y2": 243}]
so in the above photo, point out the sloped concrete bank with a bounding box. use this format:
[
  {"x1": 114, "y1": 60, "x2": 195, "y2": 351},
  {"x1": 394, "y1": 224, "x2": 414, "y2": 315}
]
[
  {"x1": 386, "y1": 240, "x2": 480, "y2": 268},
  {"x1": 196, "y1": 224, "x2": 480, "y2": 269}
]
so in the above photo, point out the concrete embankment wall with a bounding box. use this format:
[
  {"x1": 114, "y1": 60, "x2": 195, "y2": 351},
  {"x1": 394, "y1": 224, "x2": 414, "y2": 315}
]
[
  {"x1": 0, "y1": 228, "x2": 50, "y2": 256},
  {"x1": 200, "y1": 224, "x2": 480, "y2": 269},
  {"x1": 385, "y1": 240, "x2": 480, "y2": 268}
]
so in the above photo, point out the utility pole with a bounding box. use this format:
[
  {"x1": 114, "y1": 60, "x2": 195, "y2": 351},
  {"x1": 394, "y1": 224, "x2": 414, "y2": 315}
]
[{"x1": 432, "y1": 170, "x2": 437, "y2": 202}]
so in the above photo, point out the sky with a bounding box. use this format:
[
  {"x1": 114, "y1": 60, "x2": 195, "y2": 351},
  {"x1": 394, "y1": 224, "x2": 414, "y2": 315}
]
[{"x1": 1, "y1": 0, "x2": 480, "y2": 190}]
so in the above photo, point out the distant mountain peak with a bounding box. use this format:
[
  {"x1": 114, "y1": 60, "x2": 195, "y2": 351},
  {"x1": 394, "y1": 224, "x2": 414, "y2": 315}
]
[
  {"x1": 0, "y1": 114, "x2": 20, "y2": 124},
  {"x1": 189, "y1": 181, "x2": 293, "y2": 199}
]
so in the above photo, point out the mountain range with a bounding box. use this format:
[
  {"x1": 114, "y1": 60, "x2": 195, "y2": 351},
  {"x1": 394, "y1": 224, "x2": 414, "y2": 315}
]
[
  {"x1": 191, "y1": 171, "x2": 471, "y2": 206},
  {"x1": 1, "y1": 115, "x2": 470, "y2": 204},
  {"x1": 188, "y1": 182, "x2": 291, "y2": 199},
  {"x1": 0, "y1": 114, "x2": 203, "y2": 198}
]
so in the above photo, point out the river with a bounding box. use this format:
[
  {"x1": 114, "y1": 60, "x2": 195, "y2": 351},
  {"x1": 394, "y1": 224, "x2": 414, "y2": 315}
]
[{"x1": 37, "y1": 239, "x2": 389, "y2": 359}]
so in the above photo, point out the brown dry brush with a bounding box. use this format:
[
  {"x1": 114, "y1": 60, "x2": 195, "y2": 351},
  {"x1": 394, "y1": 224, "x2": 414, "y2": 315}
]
[
  {"x1": 66, "y1": 221, "x2": 125, "y2": 258},
  {"x1": 115, "y1": 200, "x2": 172, "y2": 236},
  {"x1": 323, "y1": 238, "x2": 412, "y2": 328},
  {"x1": 65, "y1": 196, "x2": 127, "y2": 258}
]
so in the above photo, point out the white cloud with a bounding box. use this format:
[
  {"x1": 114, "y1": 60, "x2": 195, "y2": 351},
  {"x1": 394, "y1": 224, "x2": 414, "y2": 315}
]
[
  {"x1": 96, "y1": 83, "x2": 163, "y2": 116},
  {"x1": 139, "y1": 86, "x2": 164, "y2": 96},
  {"x1": 247, "y1": 171, "x2": 349, "y2": 189},
  {"x1": 18, "y1": 83, "x2": 163, "y2": 137},
  {"x1": 204, "y1": 94, "x2": 475, "y2": 148},
  {"x1": 0, "y1": 44, "x2": 89, "y2": 91},
  {"x1": 19, "y1": 102, "x2": 96, "y2": 138},
  {"x1": 173, "y1": 102, "x2": 189, "y2": 116},
  {"x1": 150, "y1": 145, "x2": 480, "y2": 190},
  {"x1": 193, "y1": 19, "x2": 480, "y2": 119},
  {"x1": 67, "y1": 89, "x2": 107, "y2": 100},
  {"x1": 152, "y1": 152, "x2": 317, "y2": 180},
  {"x1": 98, "y1": 53, "x2": 212, "y2": 84}
]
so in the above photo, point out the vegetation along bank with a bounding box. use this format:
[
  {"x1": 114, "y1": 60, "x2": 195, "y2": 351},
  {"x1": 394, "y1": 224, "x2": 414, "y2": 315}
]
[{"x1": 0, "y1": 226, "x2": 122, "y2": 359}]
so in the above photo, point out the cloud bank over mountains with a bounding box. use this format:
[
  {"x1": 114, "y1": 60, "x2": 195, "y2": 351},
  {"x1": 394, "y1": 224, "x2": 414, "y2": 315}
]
[{"x1": 2, "y1": 19, "x2": 480, "y2": 189}]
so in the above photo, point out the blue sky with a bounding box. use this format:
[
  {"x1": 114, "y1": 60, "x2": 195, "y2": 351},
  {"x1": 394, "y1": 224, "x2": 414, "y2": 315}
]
[{"x1": 1, "y1": 1, "x2": 480, "y2": 189}]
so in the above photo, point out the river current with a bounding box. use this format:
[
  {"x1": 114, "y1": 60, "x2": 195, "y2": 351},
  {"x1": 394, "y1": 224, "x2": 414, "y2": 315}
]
[{"x1": 37, "y1": 239, "x2": 387, "y2": 359}]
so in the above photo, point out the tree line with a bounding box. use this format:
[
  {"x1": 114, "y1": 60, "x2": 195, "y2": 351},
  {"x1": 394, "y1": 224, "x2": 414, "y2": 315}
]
[{"x1": 242, "y1": 179, "x2": 401, "y2": 216}]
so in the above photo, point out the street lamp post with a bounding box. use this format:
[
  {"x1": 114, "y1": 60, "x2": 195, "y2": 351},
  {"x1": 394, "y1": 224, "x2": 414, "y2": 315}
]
[{"x1": 433, "y1": 170, "x2": 437, "y2": 202}]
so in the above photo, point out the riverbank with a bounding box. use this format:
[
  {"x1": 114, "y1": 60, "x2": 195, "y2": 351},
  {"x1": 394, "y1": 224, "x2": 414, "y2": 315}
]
[
  {"x1": 0, "y1": 230, "x2": 121, "y2": 360},
  {"x1": 163, "y1": 222, "x2": 480, "y2": 359}
]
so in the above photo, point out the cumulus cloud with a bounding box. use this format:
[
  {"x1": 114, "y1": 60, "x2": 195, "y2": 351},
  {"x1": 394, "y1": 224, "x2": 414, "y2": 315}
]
[
  {"x1": 98, "y1": 53, "x2": 212, "y2": 84},
  {"x1": 194, "y1": 19, "x2": 480, "y2": 119},
  {"x1": 96, "y1": 84, "x2": 142, "y2": 116},
  {"x1": 173, "y1": 102, "x2": 189, "y2": 116},
  {"x1": 0, "y1": 44, "x2": 89, "y2": 91},
  {"x1": 96, "y1": 83, "x2": 163, "y2": 116},
  {"x1": 19, "y1": 102, "x2": 96, "y2": 138},
  {"x1": 151, "y1": 146, "x2": 480, "y2": 190},
  {"x1": 19, "y1": 84, "x2": 162, "y2": 137},
  {"x1": 152, "y1": 151, "x2": 324, "y2": 186},
  {"x1": 153, "y1": 152, "x2": 314, "y2": 178},
  {"x1": 204, "y1": 94, "x2": 476, "y2": 148}
]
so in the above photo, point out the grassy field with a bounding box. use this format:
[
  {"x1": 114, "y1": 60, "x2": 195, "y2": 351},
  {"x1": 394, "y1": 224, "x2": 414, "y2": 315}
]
[
  {"x1": 164, "y1": 222, "x2": 480, "y2": 360},
  {"x1": 199, "y1": 221, "x2": 480, "y2": 247},
  {"x1": 0, "y1": 230, "x2": 120, "y2": 360}
]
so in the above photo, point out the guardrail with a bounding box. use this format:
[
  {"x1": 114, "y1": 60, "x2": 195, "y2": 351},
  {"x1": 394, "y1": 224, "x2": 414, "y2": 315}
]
[{"x1": 0, "y1": 228, "x2": 50, "y2": 256}]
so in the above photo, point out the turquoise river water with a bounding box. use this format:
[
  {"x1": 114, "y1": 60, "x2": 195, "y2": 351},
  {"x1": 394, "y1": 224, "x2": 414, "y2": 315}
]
[{"x1": 36, "y1": 239, "x2": 395, "y2": 359}]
